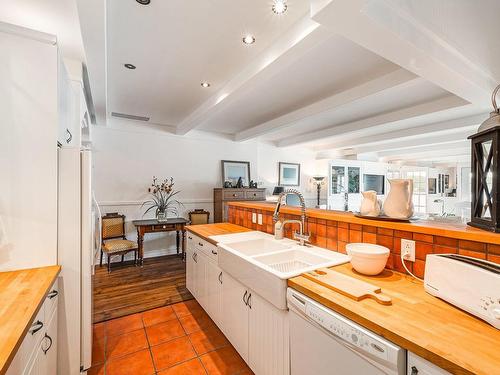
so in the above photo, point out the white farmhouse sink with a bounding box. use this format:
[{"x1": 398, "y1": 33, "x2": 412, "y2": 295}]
[
  {"x1": 212, "y1": 231, "x2": 349, "y2": 309},
  {"x1": 253, "y1": 249, "x2": 333, "y2": 278},
  {"x1": 226, "y1": 238, "x2": 292, "y2": 256}
]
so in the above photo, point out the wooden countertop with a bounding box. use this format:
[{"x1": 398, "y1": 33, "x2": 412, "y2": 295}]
[
  {"x1": 288, "y1": 264, "x2": 500, "y2": 375},
  {"x1": 228, "y1": 201, "x2": 500, "y2": 244},
  {"x1": 0, "y1": 265, "x2": 61, "y2": 375},
  {"x1": 186, "y1": 223, "x2": 251, "y2": 244}
]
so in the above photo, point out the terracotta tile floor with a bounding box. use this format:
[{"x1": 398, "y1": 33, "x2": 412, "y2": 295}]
[{"x1": 89, "y1": 300, "x2": 253, "y2": 375}]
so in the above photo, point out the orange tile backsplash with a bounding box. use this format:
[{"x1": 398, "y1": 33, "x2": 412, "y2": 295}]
[{"x1": 228, "y1": 205, "x2": 500, "y2": 278}]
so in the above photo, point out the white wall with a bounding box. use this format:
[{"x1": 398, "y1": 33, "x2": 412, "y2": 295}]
[{"x1": 93, "y1": 120, "x2": 323, "y2": 259}]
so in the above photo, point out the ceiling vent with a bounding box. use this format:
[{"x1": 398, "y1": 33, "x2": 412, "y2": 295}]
[{"x1": 111, "y1": 112, "x2": 150, "y2": 122}]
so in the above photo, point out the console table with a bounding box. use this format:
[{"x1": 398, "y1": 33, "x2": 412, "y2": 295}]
[{"x1": 132, "y1": 218, "x2": 188, "y2": 264}]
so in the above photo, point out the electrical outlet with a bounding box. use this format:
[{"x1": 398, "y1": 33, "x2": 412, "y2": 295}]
[
  {"x1": 257, "y1": 213, "x2": 263, "y2": 225},
  {"x1": 401, "y1": 239, "x2": 416, "y2": 262},
  {"x1": 252, "y1": 212, "x2": 257, "y2": 223}
]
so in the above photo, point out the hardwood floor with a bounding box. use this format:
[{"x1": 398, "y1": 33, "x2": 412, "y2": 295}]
[{"x1": 93, "y1": 254, "x2": 193, "y2": 323}]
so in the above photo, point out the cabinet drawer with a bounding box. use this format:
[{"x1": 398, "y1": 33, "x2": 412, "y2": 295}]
[
  {"x1": 245, "y1": 191, "x2": 265, "y2": 200},
  {"x1": 152, "y1": 224, "x2": 176, "y2": 231},
  {"x1": 44, "y1": 279, "x2": 59, "y2": 320},
  {"x1": 223, "y1": 191, "x2": 245, "y2": 200}
]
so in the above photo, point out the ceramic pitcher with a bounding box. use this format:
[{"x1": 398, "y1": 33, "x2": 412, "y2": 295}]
[
  {"x1": 383, "y1": 179, "x2": 414, "y2": 219},
  {"x1": 360, "y1": 190, "x2": 381, "y2": 217}
]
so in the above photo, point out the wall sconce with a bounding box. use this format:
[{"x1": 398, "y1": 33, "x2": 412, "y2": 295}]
[
  {"x1": 468, "y1": 84, "x2": 500, "y2": 232},
  {"x1": 310, "y1": 176, "x2": 326, "y2": 207}
]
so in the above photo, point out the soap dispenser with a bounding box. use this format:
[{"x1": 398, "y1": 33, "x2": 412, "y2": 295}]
[{"x1": 274, "y1": 219, "x2": 284, "y2": 240}]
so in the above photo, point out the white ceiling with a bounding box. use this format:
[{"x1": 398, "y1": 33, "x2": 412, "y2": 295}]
[
  {"x1": 106, "y1": 0, "x2": 310, "y2": 125},
  {"x1": 198, "y1": 34, "x2": 398, "y2": 134},
  {"x1": 5, "y1": 0, "x2": 499, "y2": 166}
]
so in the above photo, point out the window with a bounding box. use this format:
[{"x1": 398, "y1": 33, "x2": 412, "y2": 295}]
[{"x1": 405, "y1": 170, "x2": 427, "y2": 214}]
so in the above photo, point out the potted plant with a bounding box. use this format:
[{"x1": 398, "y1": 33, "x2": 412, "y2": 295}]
[{"x1": 142, "y1": 177, "x2": 182, "y2": 222}]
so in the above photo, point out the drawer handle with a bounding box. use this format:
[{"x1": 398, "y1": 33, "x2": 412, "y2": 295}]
[
  {"x1": 411, "y1": 366, "x2": 418, "y2": 375},
  {"x1": 211, "y1": 249, "x2": 218, "y2": 255},
  {"x1": 47, "y1": 290, "x2": 58, "y2": 299},
  {"x1": 198, "y1": 242, "x2": 204, "y2": 247},
  {"x1": 66, "y1": 128, "x2": 72, "y2": 144},
  {"x1": 243, "y1": 291, "x2": 248, "y2": 306},
  {"x1": 29, "y1": 320, "x2": 44, "y2": 335},
  {"x1": 162, "y1": 225, "x2": 166, "y2": 229},
  {"x1": 42, "y1": 333, "x2": 53, "y2": 355},
  {"x1": 247, "y1": 293, "x2": 252, "y2": 309},
  {"x1": 193, "y1": 252, "x2": 198, "y2": 263},
  {"x1": 218, "y1": 272, "x2": 222, "y2": 284}
]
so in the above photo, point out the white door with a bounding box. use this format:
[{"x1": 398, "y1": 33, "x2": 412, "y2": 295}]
[
  {"x1": 186, "y1": 246, "x2": 196, "y2": 297},
  {"x1": 248, "y1": 293, "x2": 289, "y2": 375},
  {"x1": 206, "y1": 260, "x2": 223, "y2": 328},
  {"x1": 195, "y1": 251, "x2": 208, "y2": 310},
  {"x1": 222, "y1": 273, "x2": 249, "y2": 361}
]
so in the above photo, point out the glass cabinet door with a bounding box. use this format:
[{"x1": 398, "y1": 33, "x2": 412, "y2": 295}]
[{"x1": 331, "y1": 166, "x2": 345, "y2": 194}]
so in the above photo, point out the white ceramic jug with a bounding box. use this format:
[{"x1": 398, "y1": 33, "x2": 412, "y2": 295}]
[
  {"x1": 360, "y1": 190, "x2": 381, "y2": 217},
  {"x1": 383, "y1": 179, "x2": 414, "y2": 219}
]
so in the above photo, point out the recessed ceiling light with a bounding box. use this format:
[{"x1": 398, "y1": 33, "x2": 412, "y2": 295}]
[
  {"x1": 124, "y1": 63, "x2": 136, "y2": 70},
  {"x1": 272, "y1": 0, "x2": 287, "y2": 14},
  {"x1": 136, "y1": 0, "x2": 151, "y2": 5},
  {"x1": 242, "y1": 35, "x2": 256, "y2": 45},
  {"x1": 201, "y1": 82, "x2": 211, "y2": 88}
]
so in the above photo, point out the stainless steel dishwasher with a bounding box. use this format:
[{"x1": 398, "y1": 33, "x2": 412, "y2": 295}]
[{"x1": 287, "y1": 288, "x2": 406, "y2": 375}]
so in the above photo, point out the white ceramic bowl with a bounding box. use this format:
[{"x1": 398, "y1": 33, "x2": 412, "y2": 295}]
[{"x1": 346, "y1": 243, "x2": 390, "y2": 275}]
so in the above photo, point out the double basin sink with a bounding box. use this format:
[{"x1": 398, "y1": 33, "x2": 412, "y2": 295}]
[{"x1": 210, "y1": 231, "x2": 349, "y2": 309}]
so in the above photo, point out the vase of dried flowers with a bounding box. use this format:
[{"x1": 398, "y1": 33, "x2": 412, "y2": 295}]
[{"x1": 142, "y1": 177, "x2": 182, "y2": 222}]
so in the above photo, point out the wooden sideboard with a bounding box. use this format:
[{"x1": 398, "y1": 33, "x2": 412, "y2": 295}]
[{"x1": 213, "y1": 188, "x2": 266, "y2": 222}]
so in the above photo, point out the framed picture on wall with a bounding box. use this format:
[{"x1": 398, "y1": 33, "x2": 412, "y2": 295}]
[
  {"x1": 428, "y1": 178, "x2": 437, "y2": 194},
  {"x1": 221, "y1": 160, "x2": 250, "y2": 187},
  {"x1": 278, "y1": 162, "x2": 300, "y2": 186}
]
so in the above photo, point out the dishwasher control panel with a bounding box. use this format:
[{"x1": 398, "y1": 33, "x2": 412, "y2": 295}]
[{"x1": 305, "y1": 302, "x2": 389, "y2": 360}]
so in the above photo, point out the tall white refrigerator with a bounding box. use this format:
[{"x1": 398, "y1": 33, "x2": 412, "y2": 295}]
[{"x1": 58, "y1": 147, "x2": 94, "y2": 374}]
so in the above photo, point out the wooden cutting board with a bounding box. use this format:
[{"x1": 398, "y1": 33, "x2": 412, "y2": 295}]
[{"x1": 302, "y1": 268, "x2": 392, "y2": 305}]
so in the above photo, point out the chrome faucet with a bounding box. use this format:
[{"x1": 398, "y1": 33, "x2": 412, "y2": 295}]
[{"x1": 273, "y1": 189, "x2": 310, "y2": 246}]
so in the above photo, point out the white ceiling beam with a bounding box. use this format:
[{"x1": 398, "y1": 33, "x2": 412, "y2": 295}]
[
  {"x1": 314, "y1": 113, "x2": 483, "y2": 152},
  {"x1": 234, "y1": 69, "x2": 419, "y2": 141},
  {"x1": 175, "y1": 15, "x2": 331, "y2": 135},
  {"x1": 379, "y1": 147, "x2": 470, "y2": 162},
  {"x1": 375, "y1": 141, "x2": 469, "y2": 158},
  {"x1": 277, "y1": 95, "x2": 468, "y2": 147},
  {"x1": 388, "y1": 154, "x2": 471, "y2": 164},
  {"x1": 350, "y1": 129, "x2": 474, "y2": 155},
  {"x1": 311, "y1": 0, "x2": 493, "y2": 107}
]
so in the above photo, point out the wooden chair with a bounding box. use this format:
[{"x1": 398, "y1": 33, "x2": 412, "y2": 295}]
[
  {"x1": 101, "y1": 213, "x2": 138, "y2": 273},
  {"x1": 188, "y1": 209, "x2": 210, "y2": 225}
]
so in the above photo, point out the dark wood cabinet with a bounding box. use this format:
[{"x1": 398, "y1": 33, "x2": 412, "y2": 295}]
[{"x1": 213, "y1": 188, "x2": 266, "y2": 222}]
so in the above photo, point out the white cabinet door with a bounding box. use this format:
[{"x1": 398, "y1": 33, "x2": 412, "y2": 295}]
[
  {"x1": 195, "y1": 251, "x2": 208, "y2": 311},
  {"x1": 206, "y1": 260, "x2": 223, "y2": 329},
  {"x1": 248, "y1": 292, "x2": 289, "y2": 375},
  {"x1": 222, "y1": 273, "x2": 249, "y2": 361},
  {"x1": 186, "y1": 246, "x2": 196, "y2": 297}
]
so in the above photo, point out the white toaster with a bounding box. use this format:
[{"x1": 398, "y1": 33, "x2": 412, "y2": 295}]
[{"x1": 424, "y1": 254, "x2": 500, "y2": 329}]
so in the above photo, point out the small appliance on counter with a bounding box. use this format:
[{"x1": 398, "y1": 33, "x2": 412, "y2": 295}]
[{"x1": 424, "y1": 254, "x2": 500, "y2": 329}]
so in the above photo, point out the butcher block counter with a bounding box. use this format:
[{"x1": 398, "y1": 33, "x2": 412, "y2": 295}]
[
  {"x1": 289, "y1": 263, "x2": 500, "y2": 375},
  {"x1": 0, "y1": 265, "x2": 61, "y2": 374},
  {"x1": 185, "y1": 222, "x2": 251, "y2": 245}
]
